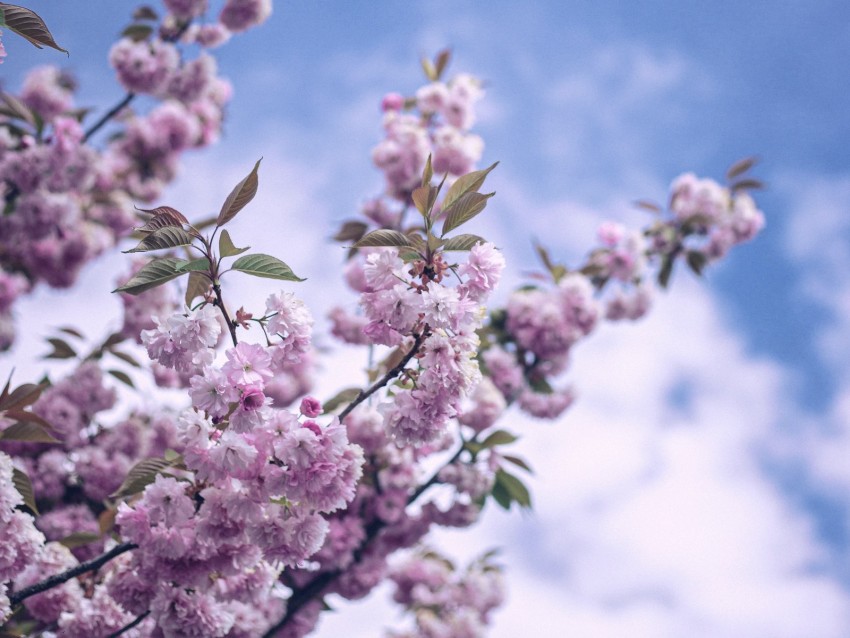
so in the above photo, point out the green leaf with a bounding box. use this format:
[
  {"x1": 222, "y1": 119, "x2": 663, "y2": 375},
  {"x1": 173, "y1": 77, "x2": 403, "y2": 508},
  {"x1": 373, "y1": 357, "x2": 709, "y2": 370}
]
[
  {"x1": 111, "y1": 457, "x2": 176, "y2": 499},
  {"x1": 175, "y1": 257, "x2": 210, "y2": 272},
  {"x1": 12, "y1": 467, "x2": 38, "y2": 514},
  {"x1": 442, "y1": 234, "x2": 485, "y2": 251},
  {"x1": 633, "y1": 199, "x2": 662, "y2": 213},
  {"x1": 658, "y1": 253, "x2": 675, "y2": 289},
  {"x1": 731, "y1": 177, "x2": 765, "y2": 192},
  {"x1": 136, "y1": 206, "x2": 189, "y2": 233},
  {"x1": 217, "y1": 159, "x2": 261, "y2": 227},
  {"x1": 43, "y1": 337, "x2": 76, "y2": 360},
  {"x1": 0, "y1": 382, "x2": 46, "y2": 411},
  {"x1": 124, "y1": 226, "x2": 193, "y2": 253},
  {"x1": 218, "y1": 229, "x2": 249, "y2": 257},
  {"x1": 132, "y1": 5, "x2": 159, "y2": 20},
  {"x1": 109, "y1": 349, "x2": 141, "y2": 368},
  {"x1": 726, "y1": 156, "x2": 758, "y2": 180},
  {"x1": 1, "y1": 4, "x2": 68, "y2": 54},
  {"x1": 412, "y1": 184, "x2": 439, "y2": 217},
  {"x1": 113, "y1": 257, "x2": 187, "y2": 295},
  {"x1": 1, "y1": 91, "x2": 36, "y2": 126},
  {"x1": 57, "y1": 326, "x2": 85, "y2": 339},
  {"x1": 421, "y1": 57, "x2": 437, "y2": 81},
  {"x1": 231, "y1": 253, "x2": 304, "y2": 282},
  {"x1": 686, "y1": 250, "x2": 708, "y2": 277},
  {"x1": 0, "y1": 421, "x2": 60, "y2": 444},
  {"x1": 441, "y1": 191, "x2": 494, "y2": 236},
  {"x1": 422, "y1": 154, "x2": 434, "y2": 187},
  {"x1": 59, "y1": 531, "x2": 102, "y2": 549},
  {"x1": 185, "y1": 271, "x2": 210, "y2": 306},
  {"x1": 108, "y1": 369, "x2": 135, "y2": 388},
  {"x1": 480, "y1": 429, "x2": 518, "y2": 448},
  {"x1": 352, "y1": 229, "x2": 414, "y2": 249},
  {"x1": 323, "y1": 387, "x2": 361, "y2": 413},
  {"x1": 332, "y1": 220, "x2": 368, "y2": 243},
  {"x1": 121, "y1": 23, "x2": 153, "y2": 42},
  {"x1": 496, "y1": 469, "x2": 532, "y2": 509},
  {"x1": 491, "y1": 480, "x2": 512, "y2": 510},
  {"x1": 502, "y1": 454, "x2": 534, "y2": 474},
  {"x1": 442, "y1": 161, "x2": 499, "y2": 213}
]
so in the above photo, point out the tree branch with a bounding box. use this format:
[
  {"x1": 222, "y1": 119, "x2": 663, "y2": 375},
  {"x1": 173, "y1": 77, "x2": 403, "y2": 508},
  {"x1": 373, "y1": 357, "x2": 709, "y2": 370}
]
[
  {"x1": 107, "y1": 610, "x2": 150, "y2": 637},
  {"x1": 338, "y1": 331, "x2": 426, "y2": 421},
  {"x1": 9, "y1": 542, "x2": 137, "y2": 606},
  {"x1": 82, "y1": 92, "x2": 135, "y2": 144},
  {"x1": 212, "y1": 282, "x2": 239, "y2": 347}
]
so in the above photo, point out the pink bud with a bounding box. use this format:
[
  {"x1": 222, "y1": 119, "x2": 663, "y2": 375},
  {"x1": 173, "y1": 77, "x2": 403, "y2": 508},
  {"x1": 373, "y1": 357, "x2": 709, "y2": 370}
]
[
  {"x1": 300, "y1": 396, "x2": 322, "y2": 418},
  {"x1": 302, "y1": 420, "x2": 322, "y2": 436},
  {"x1": 381, "y1": 92, "x2": 405, "y2": 112}
]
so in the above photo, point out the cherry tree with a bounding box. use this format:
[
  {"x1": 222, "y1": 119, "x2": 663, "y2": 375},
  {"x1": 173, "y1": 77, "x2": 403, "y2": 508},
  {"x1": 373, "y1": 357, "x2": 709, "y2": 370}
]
[{"x1": 0, "y1": 2, "x2": 764, "y2": 636}]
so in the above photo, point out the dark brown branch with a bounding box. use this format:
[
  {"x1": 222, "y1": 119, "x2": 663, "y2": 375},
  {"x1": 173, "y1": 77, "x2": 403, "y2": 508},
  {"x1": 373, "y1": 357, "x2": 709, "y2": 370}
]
[
  {"x1": 212, "y1": 282, "x2": 239, "y2": 347},
  {"x1": 82, "y1": 92, "x2": 135, "y2": 144},
  {"x1": 9, "y1": 542, "x2": 137, "y2": 606},
  {"x1": 107, "y1": 610, "x2": 150, "y2": 637},
  {"x1": 338, "y1": 331, "x2": 426, "y2": 421}
]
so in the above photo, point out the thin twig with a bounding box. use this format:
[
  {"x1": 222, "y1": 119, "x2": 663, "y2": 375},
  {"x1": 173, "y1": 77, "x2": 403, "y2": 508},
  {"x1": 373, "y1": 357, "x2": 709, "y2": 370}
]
[
  {"x1": 82, "y1": 92, "x2": 135, "y2": 144},
  {"x1": 338, "y1": 331, "x2": 426, "y2": 421},
  {"x1": 9, "y1": 542, "x2": 138, "y2": 606},
  {"x1": 107, "y1": 610, "x2": 150, "y2": 637},
  {"x1": 212, "y1": 282, "x2": 238, "y2": 347}
]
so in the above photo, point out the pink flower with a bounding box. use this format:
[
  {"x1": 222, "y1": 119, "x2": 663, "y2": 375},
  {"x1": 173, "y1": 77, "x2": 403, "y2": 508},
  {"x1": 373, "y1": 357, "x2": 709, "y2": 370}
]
[
  {"x1": 300, "y1": 396, "x2": 322, "y2": 418},
  {"x1": 222, "y1": 342, "x2": 274, "y2": 387}
]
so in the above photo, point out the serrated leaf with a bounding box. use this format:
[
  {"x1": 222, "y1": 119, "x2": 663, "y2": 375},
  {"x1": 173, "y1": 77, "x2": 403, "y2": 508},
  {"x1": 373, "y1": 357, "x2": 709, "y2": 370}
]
[
  {"x1": 442, "y1": 161, "x2": 499, "y2": 213},
  {"x1": 0, "y1": 382, "x2": 45, "y2": 411},
  {"x1": 121, "y1": 23, "x2": 153, "y2": 42},
  {"x1": 111, "y1": 457, "x2": 176, "y2": 499},
  {"x1": 1, "y1": 91, "x2": 35, "y2": 126},
  {"x1": 352, "y1": 229, "x2": 414, "y2": 249},
  {"x1": 12, "y1": 467, "x2": 38, "y2": 514},
  {"x1": 726, "y1": 156, "x2": 758, "y2": 180},
  {"x1": 441, "y1": 191, "x2": 494, "y2": 236},
  {"x1": 175, "y1": 257, "x2": 210, "y2": 273},
  {"x1": 108, "y1": 369, "x2": 135, "y2": 388},
  {"x1": 124, "y1": 226, "x2": 193, "y2": 253},
  {"x1": 502, "y1": 454, "x2": 533, "y2": 474},
  {"x1": 59, "y1": 531, "x2": 101, "y2": 549},
  {"x1": 496, "y1": 469, "x2": 532, "y2": 509},
  {"x1": 442, "y1": 234, "x2": 485, "y2": 251},
  {"x1": 136, "y1": 206, "x2": 189, "y2": 232},
  {"x1": 218, "y1": 229, "x2": 249, "y2": 257},
  {"x1": 0, "y1": 421, "x2": 60, "y2": 444},
  {"x1": 1, "y1": 4, "x2": 68, "y2": 54},
  {"x1": 132, "y1": 5, "x2": 158, "y2": 20},
  {"x1": 44, "y1": 337, "x2": 76, "y2": 360},
  {"x1": 332, "y1": 220, "x2": 368, "y2": 243},
  {"x1": 185, "y1": 271, "x2": 210, "y2": 306},
  {"x1": 231, "y1": 253, "x2": 304, "y2": 282},
  {"x1": 217, "y1": 159, "x2": 261, "y2": 227},
  {"x1": 113, "y1": 257, "x2": 187, "y2": 295},
  {"x1": 324, "y1": 387, "x2": 361, "y2": 413},
  {"x1": 481, "y1": 429, "x2": 518, "y2": 448}
]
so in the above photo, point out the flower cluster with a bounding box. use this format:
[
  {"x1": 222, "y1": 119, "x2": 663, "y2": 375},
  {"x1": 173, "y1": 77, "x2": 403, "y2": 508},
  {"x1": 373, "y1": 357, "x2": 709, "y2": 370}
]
[{"x1": 0, "y1": 1, "x2": 276, "y2": 351}]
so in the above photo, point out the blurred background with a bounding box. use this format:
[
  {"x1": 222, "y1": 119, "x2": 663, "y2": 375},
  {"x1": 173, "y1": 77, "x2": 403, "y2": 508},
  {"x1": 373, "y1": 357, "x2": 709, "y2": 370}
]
[{"x1": 3, "y1": 1, "x2": 850, "y2": 635}]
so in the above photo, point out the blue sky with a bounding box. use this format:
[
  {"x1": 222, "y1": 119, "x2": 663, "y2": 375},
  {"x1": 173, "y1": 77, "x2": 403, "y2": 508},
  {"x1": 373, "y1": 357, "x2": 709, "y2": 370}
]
[{"x1": 4, "y1": 1, "x2": 850, "y2": 636}]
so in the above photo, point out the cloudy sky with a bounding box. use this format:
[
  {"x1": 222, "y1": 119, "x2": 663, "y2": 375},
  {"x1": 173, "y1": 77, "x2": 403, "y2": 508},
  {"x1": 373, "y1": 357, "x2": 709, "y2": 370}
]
[{"x1": 4, "y1": 1, "x2": 850, "y2": 636}]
